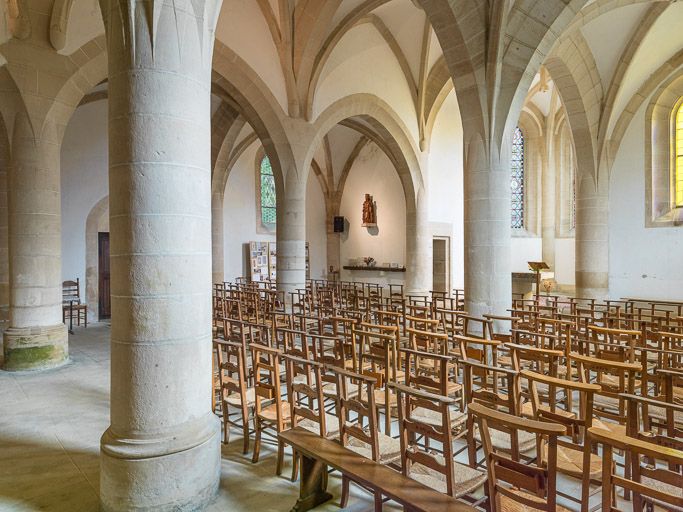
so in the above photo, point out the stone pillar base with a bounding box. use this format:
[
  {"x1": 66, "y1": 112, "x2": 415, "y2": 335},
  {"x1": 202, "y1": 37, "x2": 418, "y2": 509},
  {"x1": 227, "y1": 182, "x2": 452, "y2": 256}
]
[
  {"x1": 2, "y1": 323, "x2": 68, "y2": 371},
  {"x1": 100, "y1": 414, "x2": 221, "y2": 511}
]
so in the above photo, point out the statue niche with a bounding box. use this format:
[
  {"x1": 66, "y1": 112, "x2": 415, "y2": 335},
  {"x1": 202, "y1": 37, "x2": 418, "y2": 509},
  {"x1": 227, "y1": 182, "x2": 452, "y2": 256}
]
[{"x1": 362, "y1": 193, "x2": 377, "y2": 227}]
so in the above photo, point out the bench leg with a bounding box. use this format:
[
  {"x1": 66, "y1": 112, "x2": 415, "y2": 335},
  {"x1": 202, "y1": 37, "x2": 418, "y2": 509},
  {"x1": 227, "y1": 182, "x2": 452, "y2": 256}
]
[{"x1": 290, "y1": 453, "x2": 332, "y2": 512}]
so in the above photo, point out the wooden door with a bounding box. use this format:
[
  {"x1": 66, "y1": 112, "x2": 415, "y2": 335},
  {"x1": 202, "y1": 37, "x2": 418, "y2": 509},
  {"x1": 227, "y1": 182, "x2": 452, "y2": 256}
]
[{"x1": 98, "y1": 232, "x2": 111, "y2": 319}]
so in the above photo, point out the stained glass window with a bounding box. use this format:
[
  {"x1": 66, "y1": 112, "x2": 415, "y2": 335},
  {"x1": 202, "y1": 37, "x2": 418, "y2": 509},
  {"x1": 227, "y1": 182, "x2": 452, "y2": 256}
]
[
  {"x1": 260, "y1": 156, "x2": 276, "y2": 224},
  {"x1": 510, "y1": 126, "x2": 525, "y2": 229},
  {"x1": 676, "y1": 102, "x2": 683, "y2": 207}
]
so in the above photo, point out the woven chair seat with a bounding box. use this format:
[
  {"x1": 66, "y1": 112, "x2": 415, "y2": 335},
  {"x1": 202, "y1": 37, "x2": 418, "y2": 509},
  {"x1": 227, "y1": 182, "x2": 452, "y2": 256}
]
[
  {"x1": 225, "y1": 387, "x2": 255, "y2": 408},
  {"x1": 641, "y1": 476, "x2": 683, "y2": 512},
  {"x1": 496, "y1": 490, "x2": 573, "y2": 512},
  {"x1": 298, "y1": 413, "x2": 340, "y2": 440},
  {"x1": 474, "y1": 425, "x2": 537, "y2": 453},
  {"x1": 411, "y1": 406, "x2": 466, "y2": 432},
  {"x1": 257, "y1": 401, "x2": 291, "y2": 423},
  {"x1": 346, "y1": 432, "x2": 401, "y2": 464},
  {"x1": 409, "y1": 455, "x2": 486, "y2": 498}
]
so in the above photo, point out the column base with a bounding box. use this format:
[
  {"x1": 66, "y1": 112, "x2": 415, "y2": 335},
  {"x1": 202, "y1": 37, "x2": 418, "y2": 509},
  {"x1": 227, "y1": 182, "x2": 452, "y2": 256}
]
[
  {"x1": 2, "y1": 323, "x2": 68, "y2": 371},
  {"x1": 100, "y1": 414, "x2": 221, "y2": 511}
]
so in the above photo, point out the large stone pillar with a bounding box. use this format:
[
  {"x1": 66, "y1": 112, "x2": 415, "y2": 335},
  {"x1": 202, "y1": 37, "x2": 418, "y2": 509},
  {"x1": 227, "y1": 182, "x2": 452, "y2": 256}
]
[
  {"x1": 541, "y1": 143, "x2": 556, "y2": 269},
  {"x1": 0, "y1": 119, "x2": 9, "y2": 326},
  {"x1": 3, "y1": 113, "x2": 68, "y2": 371},
  {"x1": 575, "y1": 175, "x2": 608, "y2": 299},
  {"x1": 277, "y1": 173, "x2": 306, "y2": 295},
  {"x1": 464, "y1": 135, "x2": 512, "y2": 317},
  {"x1": 99, "y1": 1, "x2": 221, "y2": 509},
  {"x1": 405, "y1": 189, "x2": 432, "y2": 295},
  {"x1": 211, "y1": 190, "x2": 224, "y2": 284}
]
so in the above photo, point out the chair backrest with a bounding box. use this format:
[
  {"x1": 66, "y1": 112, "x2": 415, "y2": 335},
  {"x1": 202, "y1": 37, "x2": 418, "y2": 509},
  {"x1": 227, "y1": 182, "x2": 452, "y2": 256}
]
[
  {"x1": 469, "y1": 402, "x2": 566, "y2": 512},
  {"x1": 407, "y1": 326, "x2": 448, "y2": 354},
  {"x1": 215, "y1": 339, "x2": 248, "y2": 407},
  {"x1": 284, "y1": 354, "x2": 326, "y2": 436},
  {"x1": 250, "y1": 343, "x2": 286, "y2": 429},
  {"x1": 523, "y1": 369, "x2": 600, "y2": 447},
  {"x1": 622, "y1": 392, "x2": 683, "y2": 453},
  {"x1": 588, "y1": 426, "x2": 683, "y2": 512},
  {"x1": 392, "y1": 382, "x2": 458, "y2": 495},
  {"x1": 573, "y1": 352, "x2": 640, "y2": 425},
  {"x1": 329, "y1": 365, "x2": 380, "y2": 461},
  {"x1": 401, "y1": 347, "x2": 451, "y2": 396},
  {"x1": 62, "y1": 279, "x2": 81, "y2": 303}
]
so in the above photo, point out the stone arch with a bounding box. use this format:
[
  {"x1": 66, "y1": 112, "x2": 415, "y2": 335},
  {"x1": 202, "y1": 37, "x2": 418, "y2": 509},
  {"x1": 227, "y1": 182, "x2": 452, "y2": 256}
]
[
  {"x1": 308, "y1": 93, "x2": 422, "y2": 211},
  {"x1": 309, "y1": 93, "x2": 429, "y2": 292},
  {"x1": 212, "y1": 41, "x2": 296, "y2": 205},
  {"x1": 544, "y1": 51, "x2": 599, "y2": 186},
  {"x1": 47, "y1": 35, "x2": 108, "y2": 134},
  {"x1": 85, "y1": 195, "x2": 108, "y2": 322},
  {"x1": 644, "y1": 70, "x2": 683, "y2": 227},
  {"x1": 495, "y1": 0, "x2": 589, "y2": 149}
]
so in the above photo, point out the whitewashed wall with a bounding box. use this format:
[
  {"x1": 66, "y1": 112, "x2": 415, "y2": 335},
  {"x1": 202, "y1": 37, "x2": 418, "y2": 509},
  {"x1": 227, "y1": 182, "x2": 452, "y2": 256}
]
[
  {"x1": 60, "y1": 100, "x2": 109, "y2": 289},
  {"x1": 427, "y1": 90, "x2": 464, "y2": 289},
  {"x1": 609, "y1": 102, "x2": 683, "y2": 300},
  {"x1": 339, "y1": 143, "x2": 406, "y2": 286},
  {"x1": 222, "y1": 142, "x2": 328, "y2": 281}
]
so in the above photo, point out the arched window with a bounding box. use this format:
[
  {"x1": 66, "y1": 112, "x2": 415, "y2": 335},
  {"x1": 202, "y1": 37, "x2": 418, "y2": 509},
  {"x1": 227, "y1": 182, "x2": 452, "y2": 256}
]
[
  {"x1": 259, "y1": 155, "x2": 276, "y2": 225},
  {"x1": 510, "y1": 126, "x2": 525, "y2": 228},
  {"x1": 675, "y1": 102, "x2": 683, "y2": 207}
]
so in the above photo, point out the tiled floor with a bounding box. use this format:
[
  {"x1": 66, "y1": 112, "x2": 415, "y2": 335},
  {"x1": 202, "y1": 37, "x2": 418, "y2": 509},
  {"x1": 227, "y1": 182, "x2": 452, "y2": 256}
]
[
  {"x1": 0, "y1": 324, "x2": 630, "y2": 512},
  {"x1": 0, "y1": 324, "x2": 400, "y2": 512}
]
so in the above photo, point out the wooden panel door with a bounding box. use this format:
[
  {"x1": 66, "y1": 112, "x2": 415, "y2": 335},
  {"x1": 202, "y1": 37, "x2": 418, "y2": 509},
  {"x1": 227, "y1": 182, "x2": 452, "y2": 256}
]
[{"x1": 98, "y1": 232, "x2": 111, "y2": 319}]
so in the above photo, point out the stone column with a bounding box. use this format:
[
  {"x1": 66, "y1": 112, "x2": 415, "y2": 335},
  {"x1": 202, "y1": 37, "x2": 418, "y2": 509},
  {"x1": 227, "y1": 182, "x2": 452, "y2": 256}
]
[
  {"x1": 541, "y1": 143, "x2": 555, "y2": 269},
  {"x1": 277, "y1": 172, "x2": 306, "y2": 295},
  {"x1": 211, "y1": 190, "x2": 224, "y2": 284},
  {"x1": 464, "y1": 135, "x2": 512, "y2": 318},
  {"x1": 99, "y1": 1, "x2": 221, "y2": 510},
  {"x1": 3, "y1": 113, "x2": 68, "y2": 371},
  {"x1": 405, "y1": 189, "x2": 432, "y2": 295},
  {"x1": 575, "y1": 175, "x2": 608, "y2": 299},
  {"x1": 326, "y1": 213, "x2": 341, "y2": 277},
  {"x1": 0, "y1": 121, "x2": 9, "y2": 326}
]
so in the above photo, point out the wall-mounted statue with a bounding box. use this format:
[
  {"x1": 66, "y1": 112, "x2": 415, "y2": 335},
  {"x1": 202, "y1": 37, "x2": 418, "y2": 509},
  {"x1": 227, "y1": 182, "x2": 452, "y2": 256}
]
[{"x1": 362, "y1": 193, "x2": 377, "y2": 227}]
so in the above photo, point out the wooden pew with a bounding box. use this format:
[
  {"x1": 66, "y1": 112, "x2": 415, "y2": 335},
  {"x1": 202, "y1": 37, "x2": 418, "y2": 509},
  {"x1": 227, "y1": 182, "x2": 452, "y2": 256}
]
[{"x1": 278, "y1": 427, "x2": 477, "y2": 512}]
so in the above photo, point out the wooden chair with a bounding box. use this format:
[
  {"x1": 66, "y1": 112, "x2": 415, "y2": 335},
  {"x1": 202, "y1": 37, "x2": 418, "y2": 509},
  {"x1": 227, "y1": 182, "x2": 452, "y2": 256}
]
[
  {"x1": 522, "y1": 369, "x2": 604, "y2": 512},
  {"x1": 215, "y1": 339, "x2": 253, "y2": 453},
  {"x1": 250, "y1": 343, "x2": 290, "y2": 475},
  {"x1": 392, "y1": 382, "x2": 487, "y2": 500},
  {"x1": 460, "y1": 359, "x2": 535, "y2": 467},
  {"x1": 62, "y1": 278, "x2": 87, "y2": 327},
  {"x1": 401, "y1": 347, "x2": 466, "y2": 429},
  {"x1": 329, "y1": 366, "x2": 401, "y2": 510},
  {"x1": 469, "y1": 402, "x2": 570, "y2": 512},
  {"x1": 284, "y1": 354, "x2": 340, "y2": 482},
  {"x1": 588, "y1": 426, "x2": 683, "y2": 512},
  {"x1": 355, "y1": 324, "x2": 401, "y2": 434}
]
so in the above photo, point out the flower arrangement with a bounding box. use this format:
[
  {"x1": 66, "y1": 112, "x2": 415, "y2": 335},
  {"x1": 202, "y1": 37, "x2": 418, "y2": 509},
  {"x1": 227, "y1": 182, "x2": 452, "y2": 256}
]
[{"x1": 363, "y1": 257, "x2": 376, "y2": 267}]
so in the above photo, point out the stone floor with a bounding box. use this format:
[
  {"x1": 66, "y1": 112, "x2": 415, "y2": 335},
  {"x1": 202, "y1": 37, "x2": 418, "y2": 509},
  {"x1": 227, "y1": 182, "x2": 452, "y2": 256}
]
[
  {"x1": 0, "y1": 323, "x2": 402, "y2": 512},
  {"x1": 0, "y1": 323, "x2": 628, "y2": 512}
]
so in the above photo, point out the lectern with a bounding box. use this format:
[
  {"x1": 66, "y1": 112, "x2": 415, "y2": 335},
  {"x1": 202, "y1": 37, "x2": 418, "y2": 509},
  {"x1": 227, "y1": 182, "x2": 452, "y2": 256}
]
[{"x1": 528, "y1": 261, "x2": 550, "y2": 301}]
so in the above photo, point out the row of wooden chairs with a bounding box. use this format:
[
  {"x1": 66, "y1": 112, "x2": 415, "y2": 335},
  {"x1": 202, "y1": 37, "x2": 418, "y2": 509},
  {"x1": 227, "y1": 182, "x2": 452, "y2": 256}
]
[{"x1": 212, "y1": 282, "x2": 683, "y2": 511}]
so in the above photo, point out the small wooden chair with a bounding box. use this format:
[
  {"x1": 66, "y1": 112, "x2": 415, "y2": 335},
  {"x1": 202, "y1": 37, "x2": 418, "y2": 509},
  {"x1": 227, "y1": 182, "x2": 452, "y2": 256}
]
[
  {"x1": 250, "y1": 344, "x2": 290, "y2": 475},
  {"x1": 469, "y1": 402, "x2": 570, "y2": 512},
  {"x1": 329, "y1": 366, "x2": 401, "y2": 510},
  {"x1": 215, "y1": 339, "x2": 254, "y2": 452},
  {"x1": 392, "y1": 382, "x2": 487, "y2": 500},
  {"x1": 62, "y1": 279, "x2": 87, "y2": 327}
]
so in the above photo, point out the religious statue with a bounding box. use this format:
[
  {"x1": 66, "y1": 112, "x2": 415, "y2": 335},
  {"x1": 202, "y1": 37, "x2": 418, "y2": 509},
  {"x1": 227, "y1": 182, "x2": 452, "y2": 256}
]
[{"x1": 362, "y1": 193, "x2": 377, "y2": 226}]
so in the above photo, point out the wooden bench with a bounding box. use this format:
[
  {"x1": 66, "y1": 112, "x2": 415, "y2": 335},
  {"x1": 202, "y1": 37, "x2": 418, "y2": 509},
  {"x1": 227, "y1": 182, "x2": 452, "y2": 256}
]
[{"x1": 278, "y1": 427, "x2": 476, "y2": 512}]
